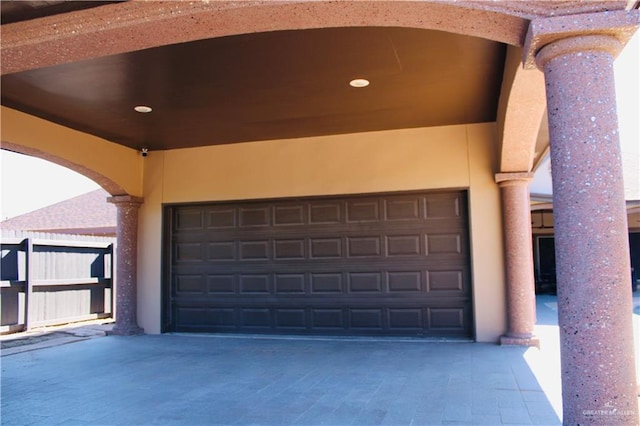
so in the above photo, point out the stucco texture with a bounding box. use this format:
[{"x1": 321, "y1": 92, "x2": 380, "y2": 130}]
[{"x1": 136, "y1": 123, "x2": 506, "y2": 341}]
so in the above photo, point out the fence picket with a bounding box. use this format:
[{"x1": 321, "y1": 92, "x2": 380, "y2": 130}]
[{"x1": 1, "y1": 230, "x2": 116, "y2": 334}]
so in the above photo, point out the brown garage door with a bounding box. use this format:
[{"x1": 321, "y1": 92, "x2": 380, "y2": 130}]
[{"x1": 164, "y1": 190, "x2": 472, "y2": 337}]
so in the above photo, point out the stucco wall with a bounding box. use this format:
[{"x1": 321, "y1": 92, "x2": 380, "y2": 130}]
[
  {"x1": 1, "y1": 107, "x2": 143, "y2": 197},
  {"x1": 137, "y1": 123, "x2": 506, "y2": 341}
]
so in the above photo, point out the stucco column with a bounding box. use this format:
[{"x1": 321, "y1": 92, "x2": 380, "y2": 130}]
[
  {"x1": 108, "y1": 195, "x2": 144, "y2": 335},
  {"x1": 495, "y1": 173, "x2": 538, "y2": 347},
  {"x1": 530, "y1": 31, "x2": 638, "y2": 424}
]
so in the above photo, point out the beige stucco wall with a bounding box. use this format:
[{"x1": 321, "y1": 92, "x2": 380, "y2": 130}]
[
  {"x1": 0, "y1": 106, "x2": 143, "y2": 197},
  {"x1": 161, "y1": 126, "x2": 469, "y2": 202},
  {"x1": 137, "y1": 123, "x2": 507, "y2": 341},
  {"x1": 1, "y1": 107, "x2": 506, "y2": 340}
]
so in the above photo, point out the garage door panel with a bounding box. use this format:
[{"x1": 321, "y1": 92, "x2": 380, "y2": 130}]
[
  {"x1": 166, "y1": 190, "x2": 472, "y2": 337},
  {"x1": 309, "y1": 203, "x2": 342, "y2": 224},
  {"x1": 347, "y1": 237, "x2": 382, "y2": 257},
  {"x1": 425, "y1": 195, "x2": 461, "y2": 218},
  {"x1": 385, "y1": 197, "x2": 422, "y2": 221},
  {"x1": 274, "y1": 204, "x2": 306, "y2": 226},
  {"x1": 239, "y1": 274, "x2": 270, "y2": 293},
  {"x1": 349, "y1": 309, "x2": 384, "y2": 329},
  {"x1": 428, "y1": 307, "x2": 466, "y2": 332},
  {"x1": 239, "y1": 240, "x2": 270, "y2": 260},
  {"x1": 388, "y1": 271, "x2": 423, "y2": 292},
  {"x1": 175, "y1": 208, "x2": 204, "y2": 230},
  {"x1": 275, "y1": 309, "x2": 306, "y2": 329},
  {"x1": 312, "y1": 309, "x2": 344, "y2": 328},
  {"x1": 181, "y1": 225, "x2": 466, "y2": 244},
  {"x1": 348, "y1": 272, "x2": 383, "y2": 293},
  {"x1": 427, "y1": 270, "x2": 464, "y2": 292},
  {"x1": 346, "y1": 200, "x2": 381, "y2": 222},
  {"x1": 239, "y1": 206, "x2": 270, "y2": 227},
  {"x1": 310, "y1": 238, "x2": 342, "y2": 258},
  {"x1": 206, "y1": 207, "x2": 236, "y2": 228},
  {"x1": 174, "y1": 274, "x2": 205, "y2": 295},
  {"x1": 387, "y1": 235, "x2": 422, "y2": 256},
  {"x1": 171, "y1": 302, "x2": 472, "y2": 336},
  {"x1": 175, "y1": 307, "x2": 236, "y2": 329},
  {"x1": 175, "y1": 242, "x2": 203, "y2": 262},
  {"x1": 174, "y1": 265, "x2": 465, "y2": 291},
  {"x1": 176, "y1": 234, "x2": 465, "y2": 262},
  {"x1": 274, "y1": 274, "x2": 306, "y2": 293},
  {"x1": 207, "y1": 241, "x2": 236, "y2": 261},
  {"x1": 311, "y1": 273, "x2": 343, "y2": 293},
  {"x1": 209, "y1": 239, "x2": 460, "y2": 261},
  {"x1": 207, "y1": 274, "x2": 236, "y2": 293},
  {"x1": 274, "y1": 239, "x2": 306, "y2": 259},
  {"x1": 426, "y1": 234, "x2": 461, "y2": 255},
  {"x1": 172, "y1": 295, "x2": 470, "y2": 307},
  {"x1": 389, "y1": 308, "x2": 423, "y2": 329},
  {"x1": 241, "y1": 308, "x2": 271, "y2": 327}
]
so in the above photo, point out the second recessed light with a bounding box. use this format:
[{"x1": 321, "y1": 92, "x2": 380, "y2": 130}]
[
  {"x1": 134, "y1": 105, "x2": 153, "y2": 113},
  {"x1": 349, "y1": 78, "x2": 370, "y2": 88}
]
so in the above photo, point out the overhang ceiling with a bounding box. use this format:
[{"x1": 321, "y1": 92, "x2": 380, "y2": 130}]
[{"x1": 0, "y1": 1, "x2": 506, "y2": 152}]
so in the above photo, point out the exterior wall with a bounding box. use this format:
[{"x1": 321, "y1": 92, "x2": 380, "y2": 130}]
[
  {"x1": 466, "y1": 124, "x2": 506, "y2": 342},
  {"x1": 137, "y1": 123, "x2": 506, "y2": 341},
  {"x1": 137, "y1": 150, "x2": 165, "y2": 335},
  {"x1": 1, "y1": 107, "x2": 143, "y2": 197}
]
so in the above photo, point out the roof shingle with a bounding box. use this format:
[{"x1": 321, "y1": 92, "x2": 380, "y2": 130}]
[{"x1": 0, "y1": 188, "x2": 116, "y2": 236}]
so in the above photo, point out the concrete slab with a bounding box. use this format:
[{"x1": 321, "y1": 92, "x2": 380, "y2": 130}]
[
  {"x1": 0, "y1": 319, "x2": 114, "y2": 356},
  {"x1": 0, "y1": 295, "x2": 636, "y2": 425}
]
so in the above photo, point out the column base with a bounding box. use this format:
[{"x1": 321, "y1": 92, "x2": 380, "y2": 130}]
[
  {"x1": 500, "y1": 335, "x2": 540, "y2": 348},
  {"x1": 107, "y1": 324, "x2": 144, "y2": 336}
]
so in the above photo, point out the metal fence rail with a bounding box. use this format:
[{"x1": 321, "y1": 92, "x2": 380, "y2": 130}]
[{"x1": 1, "y1": 231, "x2": 115, "y2": 334}]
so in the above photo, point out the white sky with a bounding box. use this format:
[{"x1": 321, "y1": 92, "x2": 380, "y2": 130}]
[
  {"x1": 1, "y1": 31, "x2": 639, "y2": 220},
  {"x1": 0, "y1": 151, "x2": 100, "y2": 220}
]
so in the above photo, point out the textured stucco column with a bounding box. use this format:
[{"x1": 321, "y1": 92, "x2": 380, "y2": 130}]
[
  {"x1": 495, "y1": 173, "x2": 538, "y2": 347},
  {"x1": 108, "y1": 195, "x2": 144, "y2": 336},
  {"x1": 533, "y1": 34, "x2": 638, "y2": 424}
]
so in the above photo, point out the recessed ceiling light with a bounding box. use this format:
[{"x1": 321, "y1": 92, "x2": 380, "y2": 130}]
[
  {"x1": 134, "y1": 105, "x2": 153, "y2": 113},
  {"x1": 349, "y1": 78, "x2": 370, "y2": 88}
]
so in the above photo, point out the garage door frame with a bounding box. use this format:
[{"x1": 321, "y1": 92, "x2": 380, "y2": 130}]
[{"x1": 161, "y1": 189, "x2": 474, "y2": 338}]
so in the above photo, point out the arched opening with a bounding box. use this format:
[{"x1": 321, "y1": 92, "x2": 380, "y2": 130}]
[
  {"x1": 1, "y1": 142, "x2": 128, "y2": 198},
  {"x1": 1, "y1": 148, "x2": 116, "y2": 235}
]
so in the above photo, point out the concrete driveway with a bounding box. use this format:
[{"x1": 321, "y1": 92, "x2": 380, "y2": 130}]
[{"x1": 1, "y1": 297, "x2": 567, "y2": 425}]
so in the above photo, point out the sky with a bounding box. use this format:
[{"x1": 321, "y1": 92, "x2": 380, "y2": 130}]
[
  {"x1": 0, "y1": 151, "x2": 100, "y2": 220},
  {"x1": 1, "y1": 32, "x2": 639, "y2": 220}
]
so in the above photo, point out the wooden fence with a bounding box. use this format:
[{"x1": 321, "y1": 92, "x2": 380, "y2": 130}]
[{"x1": 1, "y1": 231, "x2": 115, "y2": 334}]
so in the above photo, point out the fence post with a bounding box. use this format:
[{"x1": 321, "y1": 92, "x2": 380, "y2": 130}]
[{"x1": 23, "y1": 238, "x2": 34, "y2": 331}]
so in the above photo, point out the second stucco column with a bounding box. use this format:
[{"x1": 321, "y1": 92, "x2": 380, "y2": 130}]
[
  {"x1": 535, "y1": 35, "x2": 638, "y2": 424},
  {"x1": 108, "y1": 195, "x2": 144, "y2": 335},
  {"x1": 495, "y1": 173, "x2": 538, "y2": 347}
]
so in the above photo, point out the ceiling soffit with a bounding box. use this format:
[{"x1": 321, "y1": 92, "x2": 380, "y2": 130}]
[
  {"x1": 2, "y1": 1, "x2": 627, "y2": 155},
  {"x1": 1, "y1": 26, "x2": 506, "y2": 151}
]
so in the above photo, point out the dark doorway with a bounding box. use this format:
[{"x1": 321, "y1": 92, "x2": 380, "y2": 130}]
[
  {"x1": 630, "y1": 232, "x2": 639, "y2": 292},
  {"x1": 534, "y1": 236, "x2": 556, "y2": 294}
]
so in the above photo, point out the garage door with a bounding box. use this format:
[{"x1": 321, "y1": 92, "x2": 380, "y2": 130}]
[{"x1": 164, "y1": 190, "x2": 472, "y2": 337}]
